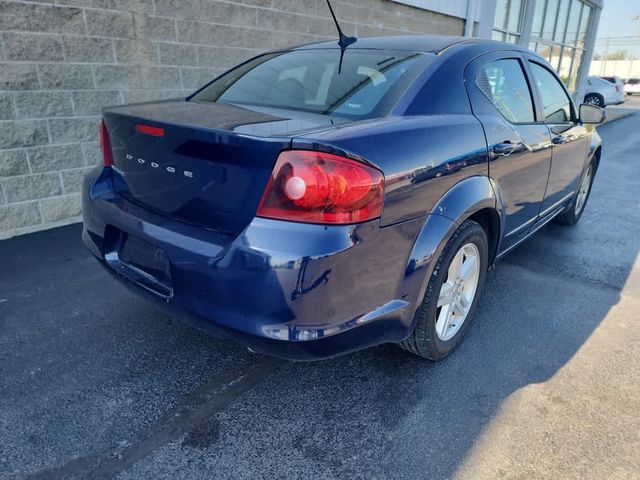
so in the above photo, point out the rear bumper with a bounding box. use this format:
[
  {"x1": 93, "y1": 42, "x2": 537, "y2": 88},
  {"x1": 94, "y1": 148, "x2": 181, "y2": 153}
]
[
  {"x1": 82, "y1": 167, "x2": 431, "y2": 360},
  {"x1": 605, "y1": 94, "x2": 626, "y2": 105}
]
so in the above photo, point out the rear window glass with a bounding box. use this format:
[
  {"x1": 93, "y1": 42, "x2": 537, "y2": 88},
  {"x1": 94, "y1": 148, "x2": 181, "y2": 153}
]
[{"x1": 190, "y1": 49, "x2": 431, "y2": 119}]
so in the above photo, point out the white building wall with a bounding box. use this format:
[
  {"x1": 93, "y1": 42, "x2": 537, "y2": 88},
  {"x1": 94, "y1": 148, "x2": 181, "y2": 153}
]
[{"x1": 590, "y1": 60, "x2": 640, "y2": 79}]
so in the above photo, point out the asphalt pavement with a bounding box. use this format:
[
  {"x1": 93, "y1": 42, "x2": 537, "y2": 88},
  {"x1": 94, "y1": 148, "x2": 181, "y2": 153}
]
[{"x1": 1, "y1": 97, "x2": 639, "y2": 480}]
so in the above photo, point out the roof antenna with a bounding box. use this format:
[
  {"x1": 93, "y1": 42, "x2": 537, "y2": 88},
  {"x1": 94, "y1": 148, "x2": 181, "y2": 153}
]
[{"x1": 325, "y1": 0, "x2": 356, "y2": 74}]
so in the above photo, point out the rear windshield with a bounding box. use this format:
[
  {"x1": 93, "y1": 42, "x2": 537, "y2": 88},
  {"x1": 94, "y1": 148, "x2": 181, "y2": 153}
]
[
  {"x1": 628, "y1": 78, "x2": 640, "y2": 85},
  {"x1": 190, "y1": 49, "x2": 432, "y2": 119}
]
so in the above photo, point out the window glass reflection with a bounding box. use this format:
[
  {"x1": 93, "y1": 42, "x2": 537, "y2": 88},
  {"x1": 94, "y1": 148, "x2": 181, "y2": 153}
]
[
  {"x1": 578, "y1": 5, "x2": 591, "y2": 45},
  {"x1": 526, "y1": 0, "x2": 591, "y2": 91},
  {"x1": 568, "y1": 49, "x2": 583, "y2": 90},
  {"x1": 507, "y1": 0, "x2": 523, "y2": 32},
  {"x1": 529, "y1": 62, "x2": 572, "y2": 122},
  {"x1": 543, "y1": 0, "x2": 559, "y2": 39},
  {"x1": 558, "y1": 47, "x2": 574, "y2": 83},
  {"x1": 565, "y1": 0, "x2": 582, "y2": 43},
  {"x1": 507, "y1": 33, "x2": 521, "y2": 44},
  {"x1": 495, "y1": 0, "x2": 509, "y2": 30},
  {"x1": 554, "y1": 0, "x2": 570, "y2": 42},
  {"x1": 532, "y1": 0, "x2": 545, "y2": 36},
  {"x1": 549, "y1": 45, "x2": 562, "y2": 70}
]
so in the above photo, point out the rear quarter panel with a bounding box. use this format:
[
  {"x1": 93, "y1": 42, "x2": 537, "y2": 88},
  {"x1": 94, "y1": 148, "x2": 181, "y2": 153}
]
[{"x1": 292, "y1": 114, "x2": 489, "y2": 226}]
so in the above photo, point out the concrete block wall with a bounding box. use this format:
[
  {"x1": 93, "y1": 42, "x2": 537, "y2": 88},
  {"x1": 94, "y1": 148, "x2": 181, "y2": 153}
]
[{"x1": 0, "y1": 0, "x2": 463, "y2": 239}]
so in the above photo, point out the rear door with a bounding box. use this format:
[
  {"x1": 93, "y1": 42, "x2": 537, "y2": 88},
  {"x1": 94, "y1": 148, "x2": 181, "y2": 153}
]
[
  {"x1": 525, "y1": 58, "x2": 590, "y2": 214},
  {"x1": 465, "y1": 52, "x2": 553, "y2": 250}
]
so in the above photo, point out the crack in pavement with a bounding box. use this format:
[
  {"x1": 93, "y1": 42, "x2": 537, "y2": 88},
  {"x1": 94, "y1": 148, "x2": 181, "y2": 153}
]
[{"x1": 25, "y1": 357, "x2": 282, "y2": 480}]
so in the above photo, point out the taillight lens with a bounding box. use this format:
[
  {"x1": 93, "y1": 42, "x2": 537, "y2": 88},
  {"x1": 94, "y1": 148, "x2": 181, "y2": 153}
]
[
  {"x1": 99, "y1": 119, "x2": 114, "y2": 167},
  {"x1": 257, "y1": 150, "x2": 384, "y2": 225}
]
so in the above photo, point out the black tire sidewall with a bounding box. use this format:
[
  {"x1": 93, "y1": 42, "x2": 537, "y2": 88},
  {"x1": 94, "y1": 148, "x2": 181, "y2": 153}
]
[
  {"x1": 573, "y1": 162, "x2": 595, "y2": 218},
  {"x1": 558, "y1": 160, "x2": 596, "y2": 225},
  {"x1": 421, "y1": 221, "x2": 488, "y2": 359}
]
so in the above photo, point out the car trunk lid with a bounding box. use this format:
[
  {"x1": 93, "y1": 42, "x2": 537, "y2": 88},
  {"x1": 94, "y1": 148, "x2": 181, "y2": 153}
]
[{"x1": 103, "y1": 99, "x2": 343, "y2": 235}]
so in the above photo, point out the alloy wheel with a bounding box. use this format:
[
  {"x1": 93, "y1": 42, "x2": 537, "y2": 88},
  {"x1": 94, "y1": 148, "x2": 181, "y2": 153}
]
[
  {"x1": 435, "y1": 243, "x2": 481, "y2": 341},
  {"x1": 585, "y1": 95, "x2": 602, "y2": 107}
]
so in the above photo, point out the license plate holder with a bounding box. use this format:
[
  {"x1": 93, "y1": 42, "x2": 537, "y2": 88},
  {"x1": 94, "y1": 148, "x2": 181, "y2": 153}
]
[{"x1": 105, "y1": 231, "x2": 173, "y2": 298}]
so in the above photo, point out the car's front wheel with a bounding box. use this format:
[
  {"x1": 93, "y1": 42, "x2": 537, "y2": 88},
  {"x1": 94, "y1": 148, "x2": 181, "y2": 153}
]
[{"x1": 400, "y1": 220, "x2": 488, "y2": 360}]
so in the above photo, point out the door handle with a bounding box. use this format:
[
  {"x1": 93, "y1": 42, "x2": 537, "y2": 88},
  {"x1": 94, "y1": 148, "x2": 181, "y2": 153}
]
[{"x1": 492, "y1": 141, "x2": 520, "y2": 158}]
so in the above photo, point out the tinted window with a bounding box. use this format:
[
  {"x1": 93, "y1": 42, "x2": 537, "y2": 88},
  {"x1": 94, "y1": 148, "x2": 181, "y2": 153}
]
[
  {"x1": 191, "y1": 49, "x2": 431, "y2": 119},
  {"x1": 529, "y1": 62, "x2": 572, "y2": 122},
  {"x1": 476, "y1": 59, "x2": 535, "y2": 123},
  {"x1": 554, "y1": 0, "x2": 570, "y2": 42},
  {"x1": 544, "y1": 0, "x2": 559, "y2": 38}
]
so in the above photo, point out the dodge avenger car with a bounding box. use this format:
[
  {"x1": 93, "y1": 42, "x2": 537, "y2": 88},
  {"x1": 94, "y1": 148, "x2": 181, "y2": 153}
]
[{"x1": 82, "y1": 34, "x2": 604, "y2": 361}]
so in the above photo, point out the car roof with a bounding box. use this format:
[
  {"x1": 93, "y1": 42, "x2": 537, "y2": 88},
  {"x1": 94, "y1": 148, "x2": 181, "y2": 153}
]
[{"x1": 291, "y1": 34, "x2": 529, "y2": 55}]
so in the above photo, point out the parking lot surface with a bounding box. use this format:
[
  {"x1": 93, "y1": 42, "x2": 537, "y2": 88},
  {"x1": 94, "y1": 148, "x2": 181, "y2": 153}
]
[{"x1": 1, "y1": 98, "x2": 639, "y2": 480}]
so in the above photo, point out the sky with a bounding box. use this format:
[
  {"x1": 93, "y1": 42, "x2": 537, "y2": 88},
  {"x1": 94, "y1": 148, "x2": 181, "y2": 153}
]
[
  {"x1": 596, "y1": 0, "x2": 640, "y2": 39},
  {"x1": 593, "y1": 0, "x2": 640, "y2": 56}
]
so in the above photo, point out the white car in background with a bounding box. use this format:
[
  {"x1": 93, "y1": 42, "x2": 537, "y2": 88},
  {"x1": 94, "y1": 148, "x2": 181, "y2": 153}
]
[
  {"x1": 584, "y1": 76, "x2": 625, "y2": 107},
  {"x1": 624, "y1": 78, "x2": 640, "y2": 95},
  {"x1": 601, "y1": 75, "x2": 626, "y2": 93}
]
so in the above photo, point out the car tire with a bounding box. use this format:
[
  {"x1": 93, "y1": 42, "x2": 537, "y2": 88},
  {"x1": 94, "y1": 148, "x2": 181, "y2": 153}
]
[
  {"x1": 399, "y1": 219, "x2": 488, "y2": 361},
  {"x1": 555, "y1": 160, "x2": 596, "y2": 225},
  {"x1": 584, "y1": 93, "x2": 604, "y2": 107}
]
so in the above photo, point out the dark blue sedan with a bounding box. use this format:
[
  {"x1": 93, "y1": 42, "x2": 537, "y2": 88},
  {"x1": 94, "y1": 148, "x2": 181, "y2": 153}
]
[{"x1": 82, "y1": 35, "x2": 604, "y2": 360}]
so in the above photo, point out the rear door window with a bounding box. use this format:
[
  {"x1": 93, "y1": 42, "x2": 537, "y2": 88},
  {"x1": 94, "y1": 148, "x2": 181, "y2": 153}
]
[
  {"x1": 191, "y1": 49, "x2": 431, "y2": 119},
  {"x1": 475, "y1": 59, "x2": 535, "y2": 123}
]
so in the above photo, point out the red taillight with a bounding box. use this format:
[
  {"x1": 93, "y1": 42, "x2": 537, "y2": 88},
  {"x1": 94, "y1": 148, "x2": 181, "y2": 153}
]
[
  {"x1": 135, "y1": 123, "x2": 164, "y2": 137},
  {"x1": 99, "y1": 120, "x2": 113, "y2": 167},
  {"x1": 257, "y1": 150, "x2": 384, "y2": 225}
]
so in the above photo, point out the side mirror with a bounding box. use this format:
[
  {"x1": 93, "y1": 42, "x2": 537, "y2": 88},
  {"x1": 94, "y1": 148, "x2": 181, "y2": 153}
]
[{"x1": 579, "y1": 103, "x2": 606, "y2": 124}]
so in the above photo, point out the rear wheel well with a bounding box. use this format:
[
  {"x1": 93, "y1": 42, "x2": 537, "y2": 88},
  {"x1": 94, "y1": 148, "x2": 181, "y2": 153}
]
[{"x1": 468, "y1": 208, "x2": 500, "y2": 265}]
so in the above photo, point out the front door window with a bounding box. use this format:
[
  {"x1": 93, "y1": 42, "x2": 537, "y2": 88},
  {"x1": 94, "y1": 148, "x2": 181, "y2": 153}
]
[{"x1": 529, "y1": 62, "x2": 573, "y2": 123}]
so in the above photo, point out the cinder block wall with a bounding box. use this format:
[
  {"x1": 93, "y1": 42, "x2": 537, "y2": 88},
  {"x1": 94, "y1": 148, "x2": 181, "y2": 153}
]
[{"x1": 0, "y1": 0, "x2": 463, "y2": 239}]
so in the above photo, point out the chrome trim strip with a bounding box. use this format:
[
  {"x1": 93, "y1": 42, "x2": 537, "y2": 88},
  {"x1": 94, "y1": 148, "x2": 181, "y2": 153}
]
[
  {"x1": 496, "y1": 195, "x2": 573, "y2": 261},
  {"x1": 537, "y1": 192, "x2": 575, "y2": 219},
  {"x1": 505, "y1": 215, "x2": 537, "y2": 238}
]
